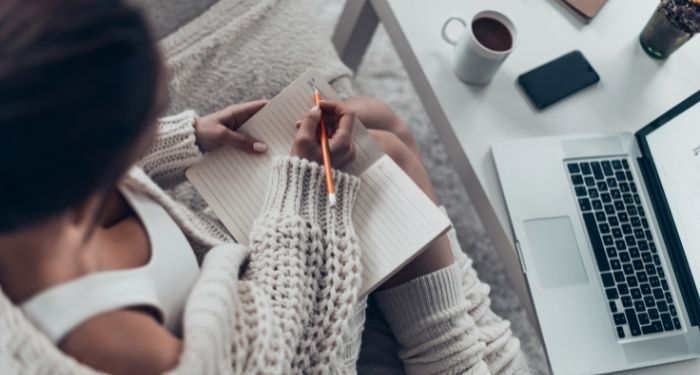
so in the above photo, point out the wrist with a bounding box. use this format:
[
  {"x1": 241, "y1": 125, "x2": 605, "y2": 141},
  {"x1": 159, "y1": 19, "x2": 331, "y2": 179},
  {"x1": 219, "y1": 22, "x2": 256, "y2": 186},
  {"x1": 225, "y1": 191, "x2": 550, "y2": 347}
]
[
  {"x1": 138, "y1": 110, "x2": 203, "y2": 181},
  {"x1": 192, "y1": 117, "x2": 209, "y2": 153},
  {"x1": 259, "y1": 156, "x2": 360, "y2": 227}
]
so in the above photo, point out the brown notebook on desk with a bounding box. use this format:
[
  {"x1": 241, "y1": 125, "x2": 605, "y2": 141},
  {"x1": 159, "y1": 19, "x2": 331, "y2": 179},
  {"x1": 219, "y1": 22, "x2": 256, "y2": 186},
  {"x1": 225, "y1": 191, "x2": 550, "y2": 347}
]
[
  {"x1": 560, "y1": 0, "x2": 608, "y2": 22},
  {"x1": 186, "y1": 68, "x2": 451, "y2": 296}
]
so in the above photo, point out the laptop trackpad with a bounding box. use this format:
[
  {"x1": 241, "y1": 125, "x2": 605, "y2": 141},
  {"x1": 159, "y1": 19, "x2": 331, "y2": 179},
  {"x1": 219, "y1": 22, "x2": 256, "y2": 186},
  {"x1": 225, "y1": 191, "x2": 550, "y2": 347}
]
[{"x1": 524, "y1": 217, "x2": 589, "y2": 288}]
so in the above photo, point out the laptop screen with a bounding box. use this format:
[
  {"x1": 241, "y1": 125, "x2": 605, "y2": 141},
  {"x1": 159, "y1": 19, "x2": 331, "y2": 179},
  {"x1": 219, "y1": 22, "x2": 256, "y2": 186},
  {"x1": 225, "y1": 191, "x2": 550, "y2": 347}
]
[{"x1": 644, "y1": 102, "x2": 700, "y2": 296}]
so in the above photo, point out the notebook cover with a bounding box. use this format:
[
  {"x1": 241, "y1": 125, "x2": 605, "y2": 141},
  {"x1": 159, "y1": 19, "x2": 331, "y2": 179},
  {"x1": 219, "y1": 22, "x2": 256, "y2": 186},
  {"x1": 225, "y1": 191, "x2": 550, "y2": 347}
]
[{"x1": 560, "y1": 0, "x2": 608, "y2": 21}]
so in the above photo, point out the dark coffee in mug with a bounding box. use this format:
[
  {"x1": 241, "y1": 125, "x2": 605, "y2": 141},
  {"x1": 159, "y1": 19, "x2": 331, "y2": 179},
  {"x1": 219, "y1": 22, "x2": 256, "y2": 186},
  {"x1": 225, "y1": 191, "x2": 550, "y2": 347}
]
[
  {"x1": 472, "y1": 17, "x2": 513, "y2": 52},
  {"x1": 441, "y1": 10, "x2": 516, "y2": 84}
]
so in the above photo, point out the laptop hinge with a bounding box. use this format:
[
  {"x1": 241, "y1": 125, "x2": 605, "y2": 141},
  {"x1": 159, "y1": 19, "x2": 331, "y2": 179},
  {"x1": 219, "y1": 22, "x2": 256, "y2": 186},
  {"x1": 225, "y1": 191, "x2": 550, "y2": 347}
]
[
  {"x1": 637, "y1": 155, "x2": 700, "y2": 327},
  {"x1": 514, "y1": 240, "x2": 527, "y2": 274}
]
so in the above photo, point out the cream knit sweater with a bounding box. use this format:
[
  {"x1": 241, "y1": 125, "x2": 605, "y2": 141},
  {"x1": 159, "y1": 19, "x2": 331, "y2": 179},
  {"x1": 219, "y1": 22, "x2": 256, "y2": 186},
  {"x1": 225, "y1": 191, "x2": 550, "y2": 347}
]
[{"x1": 0, "y1": 111, "x2": 527, "y2": 374}]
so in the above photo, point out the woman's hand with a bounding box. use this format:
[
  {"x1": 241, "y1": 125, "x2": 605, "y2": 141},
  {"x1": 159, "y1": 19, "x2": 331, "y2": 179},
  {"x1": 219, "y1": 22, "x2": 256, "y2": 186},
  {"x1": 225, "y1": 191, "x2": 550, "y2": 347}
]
[
  {"x1": 195, "y1": 100, "x2": 268, "y2": 153},
  {"x1": 291, "y1": 100, "x2": 356, "y2": 169}
]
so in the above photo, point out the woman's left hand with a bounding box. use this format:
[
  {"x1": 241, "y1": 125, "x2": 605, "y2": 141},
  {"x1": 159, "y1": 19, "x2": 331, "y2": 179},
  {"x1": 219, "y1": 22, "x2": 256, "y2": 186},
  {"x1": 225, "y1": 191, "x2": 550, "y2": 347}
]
[{"x1": 195, "y1": 100, "x2": 268, "y2": 153}]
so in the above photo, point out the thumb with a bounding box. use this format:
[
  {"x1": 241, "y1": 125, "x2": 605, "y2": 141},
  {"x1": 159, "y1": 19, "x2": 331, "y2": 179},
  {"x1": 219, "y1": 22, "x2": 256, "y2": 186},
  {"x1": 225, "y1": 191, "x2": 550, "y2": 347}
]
[
  {"x1": 221, "y1": 99, "x2": 268, "y2": 129},
  {"x1": 218, "y1": 128, "x2": 267, "y2": 153}
]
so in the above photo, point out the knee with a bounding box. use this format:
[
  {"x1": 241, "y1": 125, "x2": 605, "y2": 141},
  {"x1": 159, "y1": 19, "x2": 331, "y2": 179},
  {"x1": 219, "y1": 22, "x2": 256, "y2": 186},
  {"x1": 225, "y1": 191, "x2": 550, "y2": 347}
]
[
  {"x1": 389, "y1": 117, "x2": 416, "y2": 148},
  {"x1": 369, "y1": 130, "x2": 416, "y2": 172},
  {"x1": 374, "y1": 101, "x2": 414, "y2": 144},
  {"x1": 369, "y1": 129, "x2": 438, "y2": 202},
  {"x1": 347, "y1": 97, "x2": 416, "y2": 145}
]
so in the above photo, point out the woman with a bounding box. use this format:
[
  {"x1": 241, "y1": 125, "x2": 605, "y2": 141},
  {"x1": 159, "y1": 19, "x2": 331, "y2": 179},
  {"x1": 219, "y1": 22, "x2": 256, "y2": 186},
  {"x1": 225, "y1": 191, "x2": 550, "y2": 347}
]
[{"x1": 0, "y1": 0, "x2": 526, "y2": 374}]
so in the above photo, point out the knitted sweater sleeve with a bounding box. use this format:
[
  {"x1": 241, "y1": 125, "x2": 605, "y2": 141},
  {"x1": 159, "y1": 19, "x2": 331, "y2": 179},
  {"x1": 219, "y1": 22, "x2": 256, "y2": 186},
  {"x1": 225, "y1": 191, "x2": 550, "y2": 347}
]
[
  {"x1": 138, "y1": 110, "x2": 203, "y2": 184},
  {"x1": 169, "y1": 156, "x2": 362, "y2": 374}
]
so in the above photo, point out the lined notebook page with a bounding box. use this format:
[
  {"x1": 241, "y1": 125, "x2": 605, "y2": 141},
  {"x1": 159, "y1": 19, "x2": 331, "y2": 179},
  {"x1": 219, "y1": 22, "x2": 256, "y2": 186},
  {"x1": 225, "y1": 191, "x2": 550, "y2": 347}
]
[
  {"x1": 354, "y1": 155, "x2": 451, "y2": 292},
  {"x1": 187, "y1": 68, "x2": 450, "y2": 295}
]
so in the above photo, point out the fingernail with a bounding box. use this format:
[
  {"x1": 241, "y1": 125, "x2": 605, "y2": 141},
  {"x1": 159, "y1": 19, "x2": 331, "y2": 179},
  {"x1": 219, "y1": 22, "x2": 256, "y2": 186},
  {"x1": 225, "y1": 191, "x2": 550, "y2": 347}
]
[
  {"x1": 253, "y1": 142, "x2": 267, "y2": 152},
  {"x1": 310, "y1": 105, "x2": 320, "y2": 113}
]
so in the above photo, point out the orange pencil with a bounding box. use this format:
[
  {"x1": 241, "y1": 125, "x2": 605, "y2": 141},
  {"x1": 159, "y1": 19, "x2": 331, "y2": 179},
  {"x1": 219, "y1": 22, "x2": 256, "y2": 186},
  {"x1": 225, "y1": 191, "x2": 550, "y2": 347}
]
[{"x1": 314, "y1": 89, "x2": 336, "y2": 206}]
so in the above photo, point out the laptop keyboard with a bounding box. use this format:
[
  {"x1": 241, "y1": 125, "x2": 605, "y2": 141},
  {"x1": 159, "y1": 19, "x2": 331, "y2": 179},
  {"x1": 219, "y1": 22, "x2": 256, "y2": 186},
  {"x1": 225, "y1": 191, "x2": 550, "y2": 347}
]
[{"x1": 566, "y1": 158, "x2": 682, "y2": 340}]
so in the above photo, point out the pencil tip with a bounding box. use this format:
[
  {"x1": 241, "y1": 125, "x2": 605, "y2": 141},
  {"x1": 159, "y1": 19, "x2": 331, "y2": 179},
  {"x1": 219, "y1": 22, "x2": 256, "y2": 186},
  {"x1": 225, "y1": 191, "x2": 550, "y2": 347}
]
[{"x1": 329, "y1": 194, "x2": 336, "y2": 207}]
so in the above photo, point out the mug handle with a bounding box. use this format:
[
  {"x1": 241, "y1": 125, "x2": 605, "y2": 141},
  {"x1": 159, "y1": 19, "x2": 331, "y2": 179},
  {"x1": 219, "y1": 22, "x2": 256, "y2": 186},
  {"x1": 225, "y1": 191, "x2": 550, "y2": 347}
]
[{"x1": 441, "y1": 16, "x2": 467, "y2": 45}]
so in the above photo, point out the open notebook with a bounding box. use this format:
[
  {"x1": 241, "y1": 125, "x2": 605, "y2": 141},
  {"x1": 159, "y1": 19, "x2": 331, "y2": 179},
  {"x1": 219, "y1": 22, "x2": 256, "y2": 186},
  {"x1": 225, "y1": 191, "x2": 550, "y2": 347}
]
[{"x1": 186, "y1": 68, "x2": 451, "y2": 295}]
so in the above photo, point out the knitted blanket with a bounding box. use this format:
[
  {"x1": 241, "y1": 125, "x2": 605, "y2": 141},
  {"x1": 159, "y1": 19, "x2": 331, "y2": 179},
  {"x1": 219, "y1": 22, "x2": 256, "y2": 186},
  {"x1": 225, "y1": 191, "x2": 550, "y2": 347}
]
[{"x1": 160, "y1": 0, "x2": 355, "y2": 116}]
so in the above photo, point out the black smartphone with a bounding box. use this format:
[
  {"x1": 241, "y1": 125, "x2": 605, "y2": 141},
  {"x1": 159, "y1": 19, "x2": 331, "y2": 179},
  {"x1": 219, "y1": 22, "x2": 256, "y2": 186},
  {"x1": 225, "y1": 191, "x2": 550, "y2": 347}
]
[{"x1": 517, "y1": 50, "x2": 600, "y2": 110}]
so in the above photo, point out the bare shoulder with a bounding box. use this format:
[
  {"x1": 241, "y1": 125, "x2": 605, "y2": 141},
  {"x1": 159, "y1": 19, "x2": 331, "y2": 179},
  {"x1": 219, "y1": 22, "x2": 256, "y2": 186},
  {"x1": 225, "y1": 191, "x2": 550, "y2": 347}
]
[{"x1": 59, "y1": 309, "x2": 182, "y2": 375}]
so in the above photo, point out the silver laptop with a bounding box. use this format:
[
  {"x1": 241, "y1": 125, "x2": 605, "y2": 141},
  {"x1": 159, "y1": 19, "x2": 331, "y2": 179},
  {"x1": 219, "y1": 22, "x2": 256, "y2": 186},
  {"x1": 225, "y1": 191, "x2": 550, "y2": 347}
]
[{"x1": 492, "y1": 91, "x2": 700, "y2": 374}]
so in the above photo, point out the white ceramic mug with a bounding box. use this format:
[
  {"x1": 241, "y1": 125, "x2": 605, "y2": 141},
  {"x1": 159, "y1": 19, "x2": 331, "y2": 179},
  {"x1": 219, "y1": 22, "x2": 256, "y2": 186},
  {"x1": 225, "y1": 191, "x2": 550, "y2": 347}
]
[{"x1": 441, "y1": 11, "x2": 516, "y2": 85}]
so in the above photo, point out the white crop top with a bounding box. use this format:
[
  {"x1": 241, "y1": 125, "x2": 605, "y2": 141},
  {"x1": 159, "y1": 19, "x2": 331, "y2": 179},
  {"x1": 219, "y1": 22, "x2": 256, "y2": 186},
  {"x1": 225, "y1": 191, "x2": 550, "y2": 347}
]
[{"x1": 20, "y1": 187, "x2": 200, "y2": 343}]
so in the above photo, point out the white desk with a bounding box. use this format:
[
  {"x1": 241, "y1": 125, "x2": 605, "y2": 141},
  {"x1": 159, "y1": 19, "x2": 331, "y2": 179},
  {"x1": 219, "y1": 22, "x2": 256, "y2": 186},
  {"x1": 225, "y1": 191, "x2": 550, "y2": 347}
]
[{"x1": 334, "y1": 0, "x2": 700, "y2": 373}]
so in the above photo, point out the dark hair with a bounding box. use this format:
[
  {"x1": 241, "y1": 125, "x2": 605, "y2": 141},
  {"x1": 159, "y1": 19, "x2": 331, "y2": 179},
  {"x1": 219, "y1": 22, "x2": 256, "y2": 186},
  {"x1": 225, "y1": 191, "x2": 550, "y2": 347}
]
[{"x1": 0, "y1": 0, "x2": 164, "y2": 232}]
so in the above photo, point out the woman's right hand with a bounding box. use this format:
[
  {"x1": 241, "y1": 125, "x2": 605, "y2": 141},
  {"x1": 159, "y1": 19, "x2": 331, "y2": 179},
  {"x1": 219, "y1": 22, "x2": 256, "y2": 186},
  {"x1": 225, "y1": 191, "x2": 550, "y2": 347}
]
[{"x1": 290, "y1": 100, "x2": 356, "y2": 169}]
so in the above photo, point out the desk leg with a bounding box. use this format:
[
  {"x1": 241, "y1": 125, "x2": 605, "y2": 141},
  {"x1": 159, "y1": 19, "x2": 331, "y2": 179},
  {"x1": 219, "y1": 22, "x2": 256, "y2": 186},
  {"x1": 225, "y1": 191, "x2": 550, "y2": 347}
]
[{"x1": 332, "y1": 0, "x2": 379, "y2": 72}]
